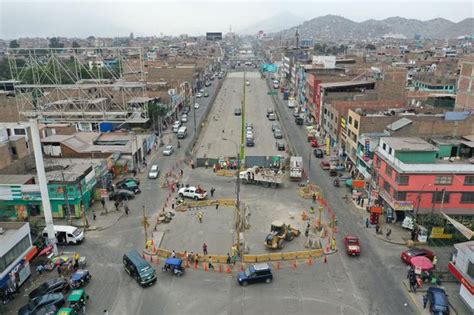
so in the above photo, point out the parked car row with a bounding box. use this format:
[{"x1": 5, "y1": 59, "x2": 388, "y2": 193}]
[{"x1": 109, "y1": 177, "x2": 141, "y2": 201}]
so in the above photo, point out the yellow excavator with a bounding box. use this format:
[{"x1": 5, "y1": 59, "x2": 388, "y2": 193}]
[{"x1": 265, "y1": 220, "x2": 301, "y2": 250}]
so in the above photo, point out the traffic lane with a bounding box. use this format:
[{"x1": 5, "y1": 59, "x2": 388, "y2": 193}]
[
  {"x1": 195, "y1": 73, "x2": 243, "y2": 157},
  {"x1": 245, "y1": 71, "x2": 284, "y2": 157},
  {"x1": 272, "y1": 86, "x2": 416, "y2": 314},
  {"x1": 138, "y1": 263, "x2": 365, "y2": 315}
]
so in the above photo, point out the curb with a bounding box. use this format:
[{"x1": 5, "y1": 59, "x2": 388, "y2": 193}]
[
  {"x1": 85, "y1": 212, "x2": 124, "y2": 232},
  {"x1": 371, "y1": 233, "x2": 407, "y2": 246}
]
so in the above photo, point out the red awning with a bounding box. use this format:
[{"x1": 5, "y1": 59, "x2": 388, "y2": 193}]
[{"x1": 24, "y1": 246, "x2": 38, "y2": 262}]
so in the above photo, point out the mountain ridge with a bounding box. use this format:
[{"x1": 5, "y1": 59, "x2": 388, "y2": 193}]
[{"x1": 274, "y1": 15, "x2": 473, "y2": 40}]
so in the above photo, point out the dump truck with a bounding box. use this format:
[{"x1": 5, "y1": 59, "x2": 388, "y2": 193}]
[
  {"x1": 239, "y1": 166, "x2": 284, "y2": 187},
  {"x1": 265, "y1": 221, "x2": 301, "y2": 249},
  {"x1": 289, "y1": 156, "x2": 303, "y2": 181}
]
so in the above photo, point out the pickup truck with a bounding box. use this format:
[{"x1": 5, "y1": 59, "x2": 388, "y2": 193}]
[{"x1": 178, "y1": 186, "x2": 207, "y2": 200}]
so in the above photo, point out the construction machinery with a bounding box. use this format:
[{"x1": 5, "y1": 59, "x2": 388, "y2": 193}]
[{"x1": 265, "y1": 221, "x2": 301, "y2": 249}]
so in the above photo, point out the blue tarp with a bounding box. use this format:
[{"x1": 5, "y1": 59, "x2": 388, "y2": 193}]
[{"x1": 444, "y1": 111, "x2": 471, "y2": 121}]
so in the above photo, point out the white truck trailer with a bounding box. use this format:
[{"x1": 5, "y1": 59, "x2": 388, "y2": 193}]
[
  {"x1": 289, "y1": 156, "x2": 303, "y2": 181},
  {"x1": 239, "y1": 166, "x2": 284, "y2": 187}
]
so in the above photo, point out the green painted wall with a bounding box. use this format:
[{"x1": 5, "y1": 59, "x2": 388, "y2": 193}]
[
  {"x1": 437, "y1": 144, "x2": 455, "y2": 159},
  {"x1": 395, "y1": 151, "x2": 437, "y2": 163}
]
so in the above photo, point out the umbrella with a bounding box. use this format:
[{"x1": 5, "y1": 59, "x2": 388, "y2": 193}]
[
  {"x1": 410, "y1": 256, "x2": 434, "y2": 271},
  {"x1": 38, "y1": 245, "x2": 53, "y2": 257},
  {"x1": 51, "y1": 256, "x2": 69, "y2": 265}
]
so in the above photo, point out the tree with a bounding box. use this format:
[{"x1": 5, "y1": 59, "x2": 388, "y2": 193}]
[
  {"x1": 9, "y1": 40, "x2": 20, "y2": 49},
  {"x1": 49, "y1": 37, "x2": 64, "y2": 48},
  {"x1": 72, "y1": 41, "x2": 80, "y2": 48},
  {"x1": 148, "y1": 103, "x2": 168, "y2": 132}
]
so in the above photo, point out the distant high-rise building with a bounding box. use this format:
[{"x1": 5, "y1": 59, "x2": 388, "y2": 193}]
[
  {"x1": 455, "y1": 56, "x2": 474, "y2": 111},
  {"x1": 130, "y1": 32, "x2": 134, "y2": 40}
]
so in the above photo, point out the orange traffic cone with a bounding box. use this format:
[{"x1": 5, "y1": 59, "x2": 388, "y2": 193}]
[
  {"x1": 218, "y1": 264, "x2": 223, "y2": 273},
  {"x1": 276, "y1": 261, "x2": 281, "y2": 270},
  {"x1": 307, "y1": 257, "x2": 313, "y2": 266},
  {"x1": 194, "y1": 262, "x2": 199, "y2": 270},
  {"x1": 204, "y1": 262, "x2": 209, "y2": 271},
  {"x1": 226, "y1": 265, "x2": 232, "y2": 273}
]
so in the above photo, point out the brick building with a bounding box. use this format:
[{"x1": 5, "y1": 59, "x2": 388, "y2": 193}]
[
  {"x1": 455, "y1": 56, "x2": 474, "y2": 111},
  {"x1": 373, "y1": 137, "x2": 474, "y2": 225}
]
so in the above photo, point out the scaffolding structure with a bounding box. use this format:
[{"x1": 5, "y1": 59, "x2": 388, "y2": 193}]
[{"x1": 7, "y1": 47, "x2": 149, "y2": 123}]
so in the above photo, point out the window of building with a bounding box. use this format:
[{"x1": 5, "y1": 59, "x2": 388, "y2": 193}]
[
  {"x1": 397, "y1": 175, "x2": 409, "y2": 185},
  {"x1": 435, "y1": 176, "x2": 453, "y2": 185},
  {"x1": 14, "y1": 128, "x2": 26, "y2": 135},
  {"x1": 0, "y1": 235, "x2": 31, "y2": 273},
  {"x1": 330, "y1": 113, "x2": 334, "y2": 120},
  {"x1": 432, "y1": 191, "x2": 450, "y2": 203},
  {"x1": 385, "y1": 165, "x2": 393, "y2": 177},
  {"x1": 10, "y1": 147, "x2": 17, "y2": 155},
  {"x1": 383, "y1": 180, "x2": 391, "y2": 192},
  {"x1": 354, "y1": 120, "x2": 359, "y2": 129},
  {"x1": 394, "y1": 191, "x2": 407, "y2": 201},
  {"x1": 464, "y1": 176, "x2": 474, "y2": 186},
  {"x1": 382, "y1": 143, "x2": 386, "y2": 151},
  {"x1": 375, "y1": 156, "x2": 381, "y2": 168},
  {"x1": 468, "y1": 261, "x2": 474, "y2": 279},
  {"x1": 460, "y1": 192, "x2": 474, "y2": 203},
  {"x1": 348, "y1": 116, "x2": 352, "y2": 125}
]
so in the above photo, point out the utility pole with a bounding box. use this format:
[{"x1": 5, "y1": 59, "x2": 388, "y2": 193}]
[
  {"x1": 30, "y1": 119, "x2": 58, "y2": 255},
  {"x1": 308, "y1": 148, "x2": 312, "y2": 181},
  {"x1": 142, "y1": 205, "x2": 149, "y2": 242}
]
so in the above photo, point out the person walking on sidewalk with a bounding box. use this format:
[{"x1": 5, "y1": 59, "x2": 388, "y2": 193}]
[
  {"x1": 101, "y1": 198, "x2": 106, "y2": 210},
  {"x1": 422, "y1": 295, "x2": 428, "y2": 309},
  {"x1": 114, "y1": 201, "x2": 120, "y2": 211},
  {"x1": 92, "y1": 210, "x2": 96, "y2": 221},
  {"x1": 226, "y1": 253, "x2": 231, "y2": 265},
  {"x1": 124, "y1": 205, "x2": 129, "y2": 216},
  {"x1": 203, "y1": 243, "x2": 208, "y2": 255},
  {"x1": 365, "y1": 218, "x2": 369, "y2": 228},
  {"x1": 210, "y1": 187, "x2": 215, "y2": 197},
  {"x1": 312, "y1": 193, "x2": 316, "y2": 203}
]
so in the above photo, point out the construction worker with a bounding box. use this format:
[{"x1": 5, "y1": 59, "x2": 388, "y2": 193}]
[{"x1": 197, "y1": 211, "x2": 203, "y2": 223}]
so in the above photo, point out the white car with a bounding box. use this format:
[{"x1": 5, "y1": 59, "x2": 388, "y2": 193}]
[
  {"x1": 163, "y1": 145, "x2": 174, "y2": 156},
  {"x1": 246, "y1": 80, "x2": 250, "y2": 86},
  {"x1": 181, "y1": 114, "x2": 188, "y2": 123},
  {"x1": 194, "y1": 103, "x2": 200, "y2": 109},
  {"x1": 148, "y1": 165, "x2": 160, "y2": 179},
  {"x1": 196, "y1": 92, "x2": 203, "y2": 98}
]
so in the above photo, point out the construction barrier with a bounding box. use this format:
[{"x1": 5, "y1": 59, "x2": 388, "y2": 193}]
[
  {"x1": 216, "y1": 169, "x2": 237, "y2": 177},
  {"x1": 256, "y1": 254, "x2": 270, "y2": 262},
  {"x1": 243, "y1": 255, "x2": 257, "y2": 263},
  {"x1": 282, "y1": 252, "x2": 297, "y2": 260},
  {"x1": 295, "y1": 251, "x2": 310, "y2": 259},
  {"x1": 268, "y1": 253, "x2": 283, "y2": 261}
]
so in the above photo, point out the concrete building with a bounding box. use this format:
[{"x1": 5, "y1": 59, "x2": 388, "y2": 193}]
[
  {"x1": 373, "y1": 137, "x2": 474, "y2": 224},
  {"x1": 449, "y1": 241, "x2": 474, "y2": 313},
  {"x1": 0, "y1": 222, "x2": 34, "y2": 295},
  {"x1": 455, "y1": 56, "x2": 474, "y2": 111},
  {"x1": 0, "y1": 123, "x2": 33, "y2": 174}
]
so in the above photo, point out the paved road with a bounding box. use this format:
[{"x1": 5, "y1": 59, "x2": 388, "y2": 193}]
[
  {"x1": 7, "y1": 69, "x2": 415, "y2": 315},
  {"x1": 268, "y1": 77, "x2": 417, "y2": 314}
]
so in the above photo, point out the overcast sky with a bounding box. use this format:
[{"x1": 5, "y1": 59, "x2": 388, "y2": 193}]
[{"x1": 0, "y1": 1, "x2": 472, "y2": 39}]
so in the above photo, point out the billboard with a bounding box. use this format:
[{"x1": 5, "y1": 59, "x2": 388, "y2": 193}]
[
  {"x1": 206, "y1": 32, "x2": 222, "y2": 41},
  {"x1": 261, "y1": 64, "x2": 278, "y2": 73}
]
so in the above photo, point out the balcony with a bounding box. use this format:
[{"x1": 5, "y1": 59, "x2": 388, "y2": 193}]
[{"x1": 378, "y1": 189, "x2": 414, "y2": 211}]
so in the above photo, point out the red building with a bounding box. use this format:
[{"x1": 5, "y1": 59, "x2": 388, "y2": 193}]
[{"x1": 373, "y1": 137, "x2": 474, "y2": 223}]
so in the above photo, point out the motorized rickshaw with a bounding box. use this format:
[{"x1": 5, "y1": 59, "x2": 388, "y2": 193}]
[
  {"x1": 162, "y1": 258, "x2": 185, "y2": 276},
  {"x1": 57, "y1": 289, "x2": 89, "y2": 314},
  {"x1": 70, "y1": 269, "x2": 91, "y2": 289}
]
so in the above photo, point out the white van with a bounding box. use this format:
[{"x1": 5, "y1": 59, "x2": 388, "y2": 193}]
[
  {"x1": 177, "y1": 126, "x2": 187, "y2": 139},
  {"x1": 43, "y1": 225, "x2": 85, "y2": 245}
]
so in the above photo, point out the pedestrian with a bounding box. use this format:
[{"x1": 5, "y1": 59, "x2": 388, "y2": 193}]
[
  {"x1": 375, "y1": 224, "x2": 380, "y2": 234},
  {"x1": 215, "y1": 203, "x2": 219, "y2": 210},
  {"x1": 171, "y1": 250, "x2": 176, "y2": 258},
  {"x1": 385, "y1": 228, "x2": 392, "y2": 240},
  {"x1": 57, "y1": 265, "x2": 62, "y2": 277},
  {"x1": 92, "y1": 210, "x2": 97, "y2": 221},
  {"x1": 203, "y1": 243, "x2": 208, "y2": 255},
  {"x1": 226, "y1": 253, "x2": 231, "y2": 265},
  {"x1": 101, "y1": 198, "x2": 106, "y2": 209},
  {"x1": 208, "y1": 256, "x2": 214, "y2": 270},
  {"x1": 189, "y1": 251, "x2": 194, "y2": 264},
  {"x1": 365, "y1": 218, "x2": 369, "y2": 228},
  {"x1": 422, "y1": 295, "x2": 428, "y2": 309},
  {"x1": 312, "y1": 193, "x2": 316, "y2": 203},
  {"x1": 180, "y1": 169, "x2": 184, "y2": 177},
  {"x1": 210, "y1": 187, "x2": 215, "y2": 197},
  {"x1": 433, "y1": 255, "x2": 438, "y2": 268},
  {"x1": 125, "y1": 205, "x2": 129, "y2": 215},
  {"x1": 197, "y1": 211, "x2": 203, "y2": 223},
  {"x1": 194, "y1": 254, "x2": 199, "y2": 267},
  {"x1": 114, "y1": 201, "x2": 120, "y2": 211},
  {"x1": 36, "y1": 264, "x2": 45, "y2": 275},
  {"x1": 360, "y1": 198, "x2": 365, "y2": 208}
]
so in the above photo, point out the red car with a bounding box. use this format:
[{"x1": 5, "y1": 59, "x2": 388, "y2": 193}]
[
  {"x1": 344, "y1": 236, "x2": 361, "y2": 256},
  {"x1": 320, "y1": 161, "x2": 331, "y2": 170},
  {"x1": 400, "y1": 248, "x2": 434, "y2": 264}
]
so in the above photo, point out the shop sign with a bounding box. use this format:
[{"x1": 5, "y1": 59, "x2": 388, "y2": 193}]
[
  {"x1": 430, "y1": 227, "x2": 453, "y2": 239},
  {"x1": 379, "y1": 189, "x2": 414, "y2": 211},
  {"x1": 448, "y1": 262, "x2": 474, "y2": 295},
  {"x1": 370, "y1": 206, "x2": 383, "y2": 214},
  {"x1": 352, "y1": 180, "x2": 365, "y2": 189},
  {"x1": 100, "y1": 189, "x2": 108, "y2": 198}
]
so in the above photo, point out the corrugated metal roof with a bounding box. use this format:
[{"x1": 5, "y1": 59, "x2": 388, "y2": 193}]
[{"x1": 386, "y1": 118, "x2": 412, "y2": 131}]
